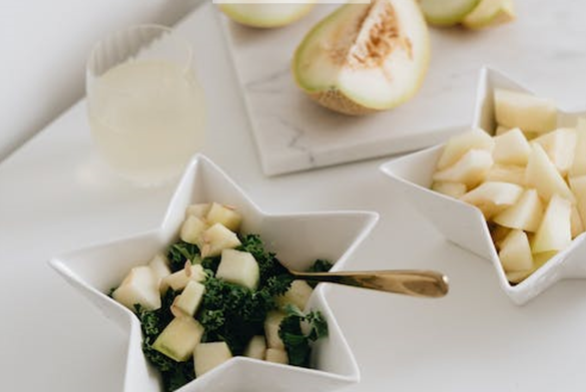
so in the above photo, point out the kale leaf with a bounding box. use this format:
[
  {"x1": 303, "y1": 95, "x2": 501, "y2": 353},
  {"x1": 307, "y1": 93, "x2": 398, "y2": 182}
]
[
  {"x1": 278, "y1": 305, "x2": 329, "y2": 367},
  {"x1": 237, "y1": 234, "x2": 289, "y2": 286},
  {"x1": 306, "y1": 259, "x2": 334, "y2": 288},
  {"x1": 167, "y1": 241, "x2": 200, "y2": 272}
]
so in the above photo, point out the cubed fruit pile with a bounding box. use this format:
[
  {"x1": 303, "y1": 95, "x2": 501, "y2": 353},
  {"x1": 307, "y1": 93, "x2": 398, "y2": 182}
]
[
  {"x1": 431, "y1": 89, "x2": 586, "y2": 284},
  {"x1": 111, "y1": 202, "x2": 329, "y2": 392}
]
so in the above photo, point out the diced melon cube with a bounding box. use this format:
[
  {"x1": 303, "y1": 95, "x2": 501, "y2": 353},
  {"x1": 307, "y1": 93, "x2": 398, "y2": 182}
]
[
  {"x1": 194, "y1": 342, "x2": 233, "y2": 377},
  {"x1": 113, "y1": 266, "x2": 161, "y2": 312},
  {"x1": 436, "y1": 129, "x2": 495, "y2": 170},
  {"x1": 216, "y1": 249, "x2": 260, "y2": 290},
  {"x1": 152, "y1": 317, "x2": 204, "y2": 362},
  {"x1": 431, "y1": 181, "x2": 467, "y2": 198},
  {"x1": 506, "y1": 269, "x2": 533, "y2": 284},
  {"x1": 570, "y1": 176, "x2": 586, "y2": 227},
  {"x1": 200, "y1": 223, "x2": 241, "y2": 258},
  {"x1": 265, "y1": 348, "x2": 288, "y2": 365},
  {"x1": 498, "y1": 230, "x2": 533, "y2": 272},
  {"x1": 149, "y1": 253, "x2": 172, "y2": 282},
  {"x1": 243, "y1": 336, "x2": 267, "y2": 360},
  {"x1": 172, "y1": 280, "x2": 205, "y2": 317},
  {"x1": 531, "y1": 194, "x2": 572, "y2": 254},
  {"x1": 532, "y1": 128, "x2": 577, "y2": 176},
  {"x1": 492, "y1": 189, "x2": 544, "y2": 232},
  {"x1": 492, "y1": 128, "x2": 530, "y2": 166},
  {"x1": 491, "y1": 225, "x2": 512, "y2": 251},
  {"x1": 494, "y1": 88, "x2": 557, "y2": 133},
  {"x1": 433, "y1": 149, "x2": 494, "y2": 189},
  {"x1": 460, "y1": 181, "x2": 523, "y2": 219},
  {"x1": 180, "y1": 215, "x2": 208, "y2": 245},
  {"x1": 495, "y1": 125, "x2": 509, "y2": 136},
  {"x1": 569, "y1": 118, "x2": 586, "y2": 177},
  {"x1": 571, "y1": 204, "x2": 585, "y2": 239},
  {"x1": 264, "y1": 311, "x2": 286, "y2": 350},
  {"x1": 485, "y1": 163, "x2": 526, "y2": 186},
  {"x1": 186, "y1": 203, "x2": 211, "y2": 219},
  {"x1": 160, "y1": 264, "x2": 206, "y2": 294},
  {"x1": 206, "y1": 203, "x2": 243, "y2": 232},
  {"x1": 525, "y1": 143, "x2": 574, "y2": 202},
  {"x1": 276, "y1": 280, "x2": 313, "y2": 311}
]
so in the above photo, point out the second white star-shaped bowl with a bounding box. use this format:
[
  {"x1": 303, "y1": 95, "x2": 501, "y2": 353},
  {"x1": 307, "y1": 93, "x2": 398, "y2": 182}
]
[
  {"x1": 49, "y1": 155, "x2": 378, "y2": 392},
  {"x1": 381, "y1": 67, "x2": 586, "y2": 305}
]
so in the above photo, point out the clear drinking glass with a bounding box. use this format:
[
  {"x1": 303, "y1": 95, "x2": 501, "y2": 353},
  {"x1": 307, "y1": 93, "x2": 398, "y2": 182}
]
[{"x1": 86, "y1": 25, "x2": 206, "y2": 186}]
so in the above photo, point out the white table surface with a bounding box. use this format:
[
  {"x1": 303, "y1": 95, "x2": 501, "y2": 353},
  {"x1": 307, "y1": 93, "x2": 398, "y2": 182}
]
[{"x1": 2, "y1": 3, "x2": 586, "y2": 391}]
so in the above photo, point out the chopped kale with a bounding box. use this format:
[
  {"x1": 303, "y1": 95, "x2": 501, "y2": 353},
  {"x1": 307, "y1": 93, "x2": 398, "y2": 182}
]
[
  {"x1": 237, "y1": 234, "x2": 289, "y2": 286},
  {"x1": 167, "y1": 241, "x2": 200, "y2": 272},
  {"x1": 279, "y1": 305, "x2": 329, "y2": 367},
  {"x1": 306, "y1": 259, "x2": 334, "y2": 288}
]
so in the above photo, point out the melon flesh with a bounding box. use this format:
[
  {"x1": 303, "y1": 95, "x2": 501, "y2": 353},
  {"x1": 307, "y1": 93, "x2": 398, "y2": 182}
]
[{"x1": 219, "y1": 3, "x2": 315, "y2": 28}]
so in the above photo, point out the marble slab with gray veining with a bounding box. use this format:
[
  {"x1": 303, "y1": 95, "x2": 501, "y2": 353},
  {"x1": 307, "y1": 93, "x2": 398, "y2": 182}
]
[{"x1": 220, "y1": 0, "x2": 586, "y2": 176}]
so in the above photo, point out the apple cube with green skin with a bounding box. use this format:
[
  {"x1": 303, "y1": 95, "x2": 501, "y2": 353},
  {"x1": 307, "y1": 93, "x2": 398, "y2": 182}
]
[
  {"x1": 460, "y1": 181, "x2": 523, "y2": 219},
  {"x1": 532, "y1": 128, "x2": 577, "y2": 176},
  {"x1": 243, "y1": 336, "x2": 267, "y2": 360},
  {"x1": 200, "y1": 223, "x2": 241, "y2": 258},
  {"x1": 431, "y1": 181, "x2": 467, "y2": 199},
  {"x1": 570, "y1": 118, "x2": 586, "y2": 177},
  {"x1": 194, "y1": 342, "x2": 233, "y2": 377},
  {"x1": 152, "y1": 316, "x2": 204, "y2": 362},
  {"x1": 462, "y1": 0, "x2": 516, "y2": 29},
  {"x1": 492, "y1": 128, "x2": 530, "y2": 166},
  {"x1": 485, "y1": 164, "x2": 525, "y2": 186},
  {"x1": 206, "y1": 203, "x2": 242, "y2": 232},
  {"x1": 172, "y1": 280, "x2": 205, "y2": 317},
  {"x1": 570, "y1": 175, "x2": 586, "y2": 228},
  {"x1": 266, "y1": 348, "x2": 289, "y2": 365},
  {"x1": 160, "y1": 263, "x2": 206, "y2": 294},
  {"x1": 216, "y1": 249, "x2": 260, "y2": 290},
  {"x1": 436, "y1": 129, "x2": 494, "y2": 170},
  {"x1": 148, "y1": 253, "x2": 171, "y2": 282},
  {"x1": 492, "y1": 188, "x2": 544, "y2": 232},
  {"x1": 525, "y1": 144, "x2": 574, "y2": 202},
  {"x1": 433, "y1": 149, "x2": 494, "y2": 189},
  {"x1": 498, "y1": 229, "x2": 533, "y2": 272},
  {"x1": 531, "y1": 194, "x2": 572, "y2": 254},
  {"x1": 113, "y1": 266, "x2": 161, "y2": 312},
  {"x1": 180, "y1": 215, "x2": 207, "y2": 245},
  {"x1": 264, "y1": 311, "x2": 286, "y2": 350},
  {"x1": 276, "y1": 280, "x2": 314, "y2": 311},
  {"x1": 494, "y1": 88, "x2": 557, "y2": 134},
  {"x1": 185, "y1": 203, "x2": 211, "y2": 219}
]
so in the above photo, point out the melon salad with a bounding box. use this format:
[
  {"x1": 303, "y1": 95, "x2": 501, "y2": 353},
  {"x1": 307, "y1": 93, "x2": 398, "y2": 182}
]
[
  {"x1": 431, "y1": 90, "x2": 586, "y2": 284},
  {"x1": 111, "y1": 202, "x2": 332, "y2": 392}
]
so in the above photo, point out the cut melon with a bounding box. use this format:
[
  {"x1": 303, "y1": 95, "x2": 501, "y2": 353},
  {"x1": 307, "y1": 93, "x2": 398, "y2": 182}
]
[
  {"x1": 265, "y1": 348, "x2": 289, "y2": 365},
  {"x1": 206, "y1": 202, "x2": 242, "y2": 232},
  {"x1": 193, "y1": 342, "x2": 232, "y2": 377},
  {"x1": 570, "y1": 118, "x2": 586, "y2": 177},
  {"x1": 276, "y1": 280, "x2": 314, "y2": 310},
  {"x1": 264, "y1": 311, "x2": 286, "y2": 350},
  {"x1": 432, "y1": 149, "x2": 494, "y2": 189},
  {"x1": 431, "y1": 181, "x2": 467, "y2": 198},
  {"x1": 531, "y1": 194, "x2": 572, "y2": 254},
  {"x1": 485, "y1": 163, "x2": 525, "y2": 186},
  {"x1": 492, "y1": 128, "x2": 530, "y2": 166},
  {"x1": 420, "y1": 0, "x2": 480, "y2": 26},
  {"x1": 436, "y1": 128, "x2": 494, "y2": 170},
  {"x1": 180, "y1": 215, "x2": 207, "y2": 245},
  {"x1": 216, "y1": 249, "x2": 260, "y2": 290},
  {"x1": 200, "y1": 223, "x2": 241, "y2": 258},
  {"x1": 462, "y1": 0, "x2": 516, "y2": 29},
  {"x1": 152, "y1": 317, "x2": 204, "y2": 362},
  {"x1": 113, "y1": 266, "x2": 161, "y2": 312},
  {"x1": 498, "y1": 229, "x2": 533, "y2": 272},
  {"x1": 244, "y1": 336, "x2": 267, "y2": 360},
  {"x1": 219, "y1": 3, "x2": 315, "y2": 28},
  {"x1": 492, "y1": 189, "x2": 544, "y2": 232},
  {"x1": 570, "y1": 176, "x2": 586, "y2": 227},
  {"x1": 525, "y1": 144, "x2": 574, "y2": 202},
  {"x1": 460, "y1": 181, "x2": 523, "y2": 219},
  {"x1": 293, "y1": 0, "x2": 429, "y2": 115},
  {"x1": 532, "y1": 128, "x2": 577, "y2": 176},
  {"x1": 494, "y1": 89, "x2": 557, "y2": 134},
  {"x1": 171, "y1": 280, "x2": 205, "y2": 317}
]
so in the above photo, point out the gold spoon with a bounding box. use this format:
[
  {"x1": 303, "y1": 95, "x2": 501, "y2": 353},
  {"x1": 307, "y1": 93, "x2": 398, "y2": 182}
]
[{"x1": 287, "y1": 269, "x2": 449, "y2": 298}]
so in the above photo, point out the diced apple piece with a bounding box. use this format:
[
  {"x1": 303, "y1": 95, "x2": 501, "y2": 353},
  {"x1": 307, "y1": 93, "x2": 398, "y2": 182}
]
[
  {"x1": 171, "y1": 280, "x2": 205, "y2": 317},
  {"x1": 244, "y1": 336, "x2": 267, "y2": 360},
  {"x1": 491, "y1": 225, "x2": 511, "y2": 251},
  {"x1": 492, "y1": 128, "x2": 530, "y2": 166},
  {"x1": 498, "y1": 230, "x2": 533, "y2": 272},
  {"x1": 149, "y1": 253, "x2": 171, "y2": 282},
  {"x1": 216, "y1": 249, "x2": 260, "y2": 290},
  {"x1": 186, "y1": 203, "x2": 211, "y2": 219},
  {"x1": 495, "y1": 125, "x2": 509, "y2": 136},
  {"x1": 570, "y1": 175, "x2": 586, "y2": 227},
  {"x1": 152, "y1": 316, "x2": 204, "y2": 362},
  {"x1": 206, "y1": 203, "x2": 243, "y2": 232},
  {"x1": 200, "y1": 223, "x2": 241, "y2": 258},
  {"x1": 485, "y1": 164, "x2": 525, "y2": 186},
  {"x1": 160, "y1": 263, "x2": 206, "y2": 294},
  {"x1": 494, "y1": 88, "x2": 557, "y2": 134},
  {"x1": 431, "y1": 181, "x2": 467, "y2": 198},
  {"x1": 113, "y1": 266, "x2": 161, "y2": 312},
  {"x1": 531, "y1": 194, "x2": 572, "y2": 254},
  {"x1": 570, "y1": 118, "x2": 586, "y2": 177},
  {"x1": 180, "y1": 215, "x2": 208, "y2": 245},
  {"x1": 265, "y1": 348, "x2": 289, "y2": 365},
  {"x1": 525, "y1": 144, "x2": 574, "y2": 202},
  {"x1": 492, "y1": 189, "x2": 544, "y2": 232},
  {"x1": 193, "y1": 342, "x2": 233, "y2": 377},
  {"x1": 571, "y1": 205, "x2": 585, "y2": 239},
  {"x1": 433, "y1": 149, "x2": 494, "y2": 189},
  {"x1": 436, "y1": 129, "x2": 495, "y2": 170},
  {"x1": 460, "y1": 181, "x2": 523, "y2": 219},
  {"x1": 264, "y1": 311, "x2": 286, "y2": 350},
  {"x1": 276, "y1": 280, "x2": 314, "y2": 310},
  {"x1": 532, "y1": 128, "x2": 577, "y2": 176}
]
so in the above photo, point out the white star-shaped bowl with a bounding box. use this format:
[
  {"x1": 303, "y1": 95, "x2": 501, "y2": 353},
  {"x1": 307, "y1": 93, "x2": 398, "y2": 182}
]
[
  {"x1": 49, "y1": 155, "x2": 378, "y2": 392},
  {"x1": 380, "y1": 67, "x2": 586, "y2": 305}
]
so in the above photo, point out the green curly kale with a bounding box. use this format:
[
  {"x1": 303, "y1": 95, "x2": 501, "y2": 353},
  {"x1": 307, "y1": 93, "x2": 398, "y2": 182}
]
[
  {"x1": 306, "y1": 259, "x2": 334, "y2": 288},
  {"x1": 237, "y1": 234, "x2": 289, "y2": 286},
  {"x1": 278, "y1": 305, "x2": 328, "y2": 368},
  {"x1": 166, "y1": 241, "x2": 200, "y2": 272}
]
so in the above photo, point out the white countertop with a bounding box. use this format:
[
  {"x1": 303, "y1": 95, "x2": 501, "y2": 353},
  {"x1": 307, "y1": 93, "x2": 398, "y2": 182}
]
[{"x1": 2, "y1": 2, "x2": 586, "y2": 391}]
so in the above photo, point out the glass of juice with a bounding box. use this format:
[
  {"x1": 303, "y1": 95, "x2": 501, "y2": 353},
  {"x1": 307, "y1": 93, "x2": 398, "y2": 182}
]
[{"x1": 86, "y1": 25, "x2": 206, "y2": 186}]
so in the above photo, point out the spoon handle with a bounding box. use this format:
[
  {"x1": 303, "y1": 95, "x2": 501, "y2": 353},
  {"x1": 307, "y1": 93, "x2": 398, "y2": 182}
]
[{"x1": 290, "y1": 270, "x2": 449, "y2": 298}]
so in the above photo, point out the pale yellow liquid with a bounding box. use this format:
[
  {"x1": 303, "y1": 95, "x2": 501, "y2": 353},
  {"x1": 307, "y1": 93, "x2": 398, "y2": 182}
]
[{"x1": 88, "y1": 59, "x2": 205, "y2": 185}]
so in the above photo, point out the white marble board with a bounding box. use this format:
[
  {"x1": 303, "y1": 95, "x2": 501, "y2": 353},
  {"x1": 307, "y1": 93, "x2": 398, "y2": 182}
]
[{"x1": 220, "y1": 0, "x2": 586, "y2": 176}]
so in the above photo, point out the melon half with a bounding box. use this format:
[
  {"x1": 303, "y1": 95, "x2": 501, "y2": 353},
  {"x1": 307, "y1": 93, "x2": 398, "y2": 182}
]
[
  {"x1": 293, "y1": 0, "x2": 430, "y2": 115},
  {"x1": 219, "y1": 2, "x2": 316, "y2": 28}
]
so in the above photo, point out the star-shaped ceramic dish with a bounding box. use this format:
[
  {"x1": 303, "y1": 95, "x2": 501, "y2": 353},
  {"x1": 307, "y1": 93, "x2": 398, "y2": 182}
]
[
  {"x1": 380, "y1": 67, "x2": 586, "y2": 305},
  {"x1": 49, "y1": 155, "x2": 378, "y2": 392}
]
